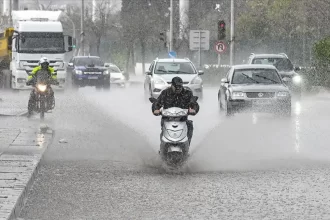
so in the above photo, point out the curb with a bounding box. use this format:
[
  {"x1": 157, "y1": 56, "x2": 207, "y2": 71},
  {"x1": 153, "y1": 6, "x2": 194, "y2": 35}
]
[{"x1": 1, "y1": 127, "x2": 55, "y2": 220}]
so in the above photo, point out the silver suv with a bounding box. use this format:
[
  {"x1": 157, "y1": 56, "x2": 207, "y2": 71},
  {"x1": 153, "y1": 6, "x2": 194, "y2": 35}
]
[
  {"x1": 144, "y1": 58, "x2": 204, "y2": 99},
  {"x1": 246, "y1": 53, "x2": 302, "y2": 97}
]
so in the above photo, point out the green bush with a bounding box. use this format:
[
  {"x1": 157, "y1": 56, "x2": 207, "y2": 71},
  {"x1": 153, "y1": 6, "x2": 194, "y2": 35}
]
[{"x1": 312, "y1": 36, "x2": 330, "y2": 87}]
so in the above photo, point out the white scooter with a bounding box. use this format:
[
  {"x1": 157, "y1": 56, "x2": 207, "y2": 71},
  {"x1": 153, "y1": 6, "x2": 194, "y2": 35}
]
[{"x1": 149, "y1": 97, "x2": 197, "y2": 168}]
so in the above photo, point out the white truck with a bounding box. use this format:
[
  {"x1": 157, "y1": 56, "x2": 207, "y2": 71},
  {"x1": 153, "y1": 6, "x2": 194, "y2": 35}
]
[{"x1": 9, "y1": 10, "x2": 73, "y2": 90}]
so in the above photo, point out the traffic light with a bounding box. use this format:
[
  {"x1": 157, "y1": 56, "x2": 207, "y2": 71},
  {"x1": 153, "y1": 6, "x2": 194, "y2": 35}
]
[
  {"x1": 218, "y1": 20, "x2": 226, "y2": 40},
  {"x1": 160, "y1": 32, "x2": 165, "y2": 41},
  {"x1": 159, "y1": 32, "x2": 167, "y2": 48}
]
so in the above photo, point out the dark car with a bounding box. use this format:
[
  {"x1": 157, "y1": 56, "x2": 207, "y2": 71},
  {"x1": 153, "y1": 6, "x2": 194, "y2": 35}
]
[
  {"x1": 247, "y1": 53, "x2": 302, "y2": 98},
  {"x1": 67, "y1": 56, "x2": 110, "y2": 90},
  {"x1": 218, "y1": 64, "x2": 291, "y2": 116}
]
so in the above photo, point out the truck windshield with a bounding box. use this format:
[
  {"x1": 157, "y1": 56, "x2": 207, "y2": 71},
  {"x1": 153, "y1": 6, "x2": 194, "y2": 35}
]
[{"x1": 18, "y1": 32, "x2": 64, "y2": 53}]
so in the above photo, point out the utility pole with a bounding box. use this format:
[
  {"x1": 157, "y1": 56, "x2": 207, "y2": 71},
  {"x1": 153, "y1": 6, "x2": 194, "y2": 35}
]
[
  {"x1": 169, "y1": 0, "x2": 173, "y2": 52},
  {"x1": 80, "y1": 0, "x2": 85, "y2": 56},
  {"x1": 230, "y1": 0, "x2": 234, "y2": 66},
  {"x1": 9, "y1": 0, "x2": 12, "y2": 26},
  {"x1": 13, "y1": 0, "x2": 19, "y2": 10}
]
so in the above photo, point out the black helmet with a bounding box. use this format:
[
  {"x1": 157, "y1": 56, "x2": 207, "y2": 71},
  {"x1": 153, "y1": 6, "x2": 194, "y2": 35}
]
[
  {"x1": 171, "y1": 76, "x2": 183, "y2": 87},
  {"x1": 171, "y1": 76, "x2": 183, "y2": 93}
]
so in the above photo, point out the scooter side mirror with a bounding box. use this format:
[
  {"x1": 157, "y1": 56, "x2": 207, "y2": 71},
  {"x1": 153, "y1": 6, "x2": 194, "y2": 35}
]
[{"x1": 149, "y1": 97, "x2": 157, "y2": 103}]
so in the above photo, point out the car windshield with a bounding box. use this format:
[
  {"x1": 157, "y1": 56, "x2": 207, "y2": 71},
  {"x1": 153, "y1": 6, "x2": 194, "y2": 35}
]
[
  {"x1": 75, "y1": 58, "x2": 104, "y2": 66},
  {"x1": 252, "y1": 58, "x2": 294, "y2": 71},
  {"x1": 232, "y1": 69, "x2": 281, "y2": 84},
  {"x1": 109, "y1": 66, "x2": 121, "y2": 73},
  {"x1": 154, "y1": 62, "x2": 196, "y2": 74}
]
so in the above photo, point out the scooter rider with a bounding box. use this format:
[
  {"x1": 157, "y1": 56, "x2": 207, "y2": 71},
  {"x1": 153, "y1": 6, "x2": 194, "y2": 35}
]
[
  {"x1": 26, "y1": 57, "x2": 58, "y2": 116},
  {"x1": 152, "y1": 76, "x2": 200, "y2": 145}
]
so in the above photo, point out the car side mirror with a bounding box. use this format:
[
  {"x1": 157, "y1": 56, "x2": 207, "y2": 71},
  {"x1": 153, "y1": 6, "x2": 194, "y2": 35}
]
[
  {"x1": 146, "y1": 71, "x2": 152, "y2": 75},
  {"x1": 149, "y1": 97, "x2": 157, "y2": 103},
  {"x1": 68, "y1": 63, "x2": 73, "y2": 67},
  {"x1": 294, "y1": 66, "x2": 301, "y2": 71},
  {"x1": 198, "y1": 70, "x2": 204, "y2": 75},
  {"x1": 221, "y1": 78, "x2": 229, "y2": 83}
]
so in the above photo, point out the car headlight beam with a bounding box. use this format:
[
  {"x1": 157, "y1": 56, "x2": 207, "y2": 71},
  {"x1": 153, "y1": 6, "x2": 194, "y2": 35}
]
[
  {"x1": 293, "y1": 76, "x2": 302, "y2": 84},
  {"x1": 191, "y1": 77, "x2": 202, "y2": 84},
  {"x1": 154, "y1": 79, "x2": 166, "y2": 85}
]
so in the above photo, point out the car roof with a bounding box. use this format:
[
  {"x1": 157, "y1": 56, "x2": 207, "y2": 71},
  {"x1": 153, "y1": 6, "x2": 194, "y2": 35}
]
[
  {"x1": 73, "y1": 56, "x2": 101, "y2": 59},
  {"x1": 233, "y1": 64, "x2": 277, "y2": 70},
  {"x1": 250, "y1": 54, "x2": 287, "y2": 59},
  {"x1": 154, "y1": 58, "x2": 191, "y2": 63}
]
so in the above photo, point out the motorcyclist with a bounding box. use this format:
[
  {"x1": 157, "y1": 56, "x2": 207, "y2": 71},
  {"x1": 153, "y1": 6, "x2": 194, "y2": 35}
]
[
  {"x1": 152, "y1": 76, "x2": 200, "y2": 147},
  {"x1": 26, "y1": 57, "x2": 58, "y2": 116}
]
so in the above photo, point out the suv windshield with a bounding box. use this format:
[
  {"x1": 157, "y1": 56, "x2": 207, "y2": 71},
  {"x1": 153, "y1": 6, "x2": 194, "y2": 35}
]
[
  {"x1": 232, "y1": 69, "x2": 281, "y2": 84},
  {"x1": 154, "y1": 62, "x2": 196, "y2": 74},
  {"x1": 75, "y1": 57, "x2": 104, "y2": 66},
  {"x1": 252, "y1": 58, "x2": 294, "y2": 71}
]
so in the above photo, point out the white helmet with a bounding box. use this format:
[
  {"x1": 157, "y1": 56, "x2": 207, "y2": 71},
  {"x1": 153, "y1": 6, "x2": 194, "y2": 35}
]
[{"x1": 39, "y1": 57, "x2": 49, "y2": 65}]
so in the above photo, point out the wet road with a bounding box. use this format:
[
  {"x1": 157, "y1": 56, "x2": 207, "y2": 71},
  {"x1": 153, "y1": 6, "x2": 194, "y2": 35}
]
[{"x1": 15, "y1": 85, "x2": 330, "y2": 219}]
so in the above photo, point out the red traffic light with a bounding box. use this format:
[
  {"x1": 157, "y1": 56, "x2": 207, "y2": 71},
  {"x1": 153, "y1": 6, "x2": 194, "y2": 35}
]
[{"x1": 220, "y1": 23, "x2": 225, "y2": 28}]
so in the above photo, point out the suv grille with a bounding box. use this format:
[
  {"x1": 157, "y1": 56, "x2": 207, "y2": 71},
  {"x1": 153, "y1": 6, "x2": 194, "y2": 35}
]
[{"x1": 246, "y1": 92, "x2": 275, "y2": 98}]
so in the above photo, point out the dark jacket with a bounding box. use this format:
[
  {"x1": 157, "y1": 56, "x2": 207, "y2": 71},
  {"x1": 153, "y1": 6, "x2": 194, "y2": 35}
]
[{"x1": 152, "y1": 87, "x2": 200, "y2": 115}]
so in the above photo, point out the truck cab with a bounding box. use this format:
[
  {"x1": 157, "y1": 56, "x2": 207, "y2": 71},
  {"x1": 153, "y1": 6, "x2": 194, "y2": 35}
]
[{"x1": 9, "y1": 11, "x2": 73, "y2": 90}]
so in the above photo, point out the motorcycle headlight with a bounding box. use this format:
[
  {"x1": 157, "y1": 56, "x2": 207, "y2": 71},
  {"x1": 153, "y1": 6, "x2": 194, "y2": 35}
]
[
  {"x1": 167, "y1": 129, "x2": 183, "y2": 138},
  {"x1": 191, "y1": 77, "x2": 202, "y2": 84},
  {"x1": 37, "y1": 84, "x2": 47, "y2": 92},
  {"x1": 75, "y1": 70, "x2": 83, "y2": 75},
  {"x1": 154, "y1": 78, "x2": 166, "y2": 85},
  {"x1": 277, "y1": 91, "x2": 289, "y2": 97},
  {"x1": 103, "y1": 70, "x2": 110, "y2": 75},
  {"x1": 232, "y1": 92, "x2": 245, "y2": 97},
  {"x1": 292, "y1": 76, "x2": 302, "y2": 84}
]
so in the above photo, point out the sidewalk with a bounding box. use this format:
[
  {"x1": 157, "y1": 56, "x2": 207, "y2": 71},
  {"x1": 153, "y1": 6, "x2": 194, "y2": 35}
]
[
  {"x1": 0, "y1": 91, "x2": 29, "y2": 117},
  {"x1": 0, "y1": 126, "x2": 54, "y2": 220},
  {"x1": 0, "y1": 91, "x2": 54, "y2": 219}
]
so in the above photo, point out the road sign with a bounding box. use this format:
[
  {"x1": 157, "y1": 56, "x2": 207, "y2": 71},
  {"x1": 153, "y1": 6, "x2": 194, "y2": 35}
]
[
  {"x1": 169, "y1": 51, "x2": 177, "y2": 58},
  {"x1": 189, "y1": 30, "x2": 210, "y2": 51},
  {"x1": 215, "y1": 41, "x2": 226, "y2": 54}
]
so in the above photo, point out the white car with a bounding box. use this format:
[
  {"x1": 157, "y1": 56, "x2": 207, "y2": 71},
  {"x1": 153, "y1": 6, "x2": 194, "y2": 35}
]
[
  {"x1": 144, "y1": 58, "x2": 204, "y2": 99},
  {"x1": 104, "y1": 63, "x2": 126, "y2": 87}
]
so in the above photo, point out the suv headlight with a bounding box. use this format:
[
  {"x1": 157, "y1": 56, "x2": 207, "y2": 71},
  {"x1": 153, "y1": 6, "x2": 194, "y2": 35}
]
[
  {"x1": 75, "y1": 70, "x2": 83, "y2": 75},
  {"x1": 191, "y1": 77, "x2": 202, "y2": 84},
  {"x1": 103, "y1": 70, "x2": 110, "y2": 75},
  {"x1": 292, "y1": 75, "x2": 301, "y2": 84},
  {"x1": 154, "y1": 78, "x2": 166, "y2": 85},
  {"x1": 277, "y1": 91, "x2": 289, "y2": 97},
  {"x1": 232, "y1": 92, "x2": 245, "y2": 97}
]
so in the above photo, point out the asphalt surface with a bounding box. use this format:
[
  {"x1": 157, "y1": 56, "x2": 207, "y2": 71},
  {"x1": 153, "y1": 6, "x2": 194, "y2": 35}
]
[{"x1": 8, "y1": 85, "x2": 330, "y2": 219}]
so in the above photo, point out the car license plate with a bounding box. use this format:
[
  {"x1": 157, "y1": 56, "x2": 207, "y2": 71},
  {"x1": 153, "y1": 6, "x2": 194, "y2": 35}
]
[
  {"x1": 88, "y1": 76, "x2": 98, "y2": 79},
  {"x1": 253, "y1": 100, "x2": 271, "y2": 105}
]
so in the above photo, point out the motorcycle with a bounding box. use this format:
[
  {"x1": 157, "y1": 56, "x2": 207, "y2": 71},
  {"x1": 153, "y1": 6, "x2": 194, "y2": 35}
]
[
  {"x1": 149, "y1": 97, "x2": 198, "y2": 169},
  {"x1": 27, "y1": 70, "x2": 58, "y2": 119}
]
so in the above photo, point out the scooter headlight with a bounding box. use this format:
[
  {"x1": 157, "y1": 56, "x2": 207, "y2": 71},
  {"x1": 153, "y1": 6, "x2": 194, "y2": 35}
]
[
  {"x1": 167, "y1": 129, "x2": 183, "y2": 138},
  {"x1": 37, "y1": 84, "x2": 47, "y2": 92}
]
